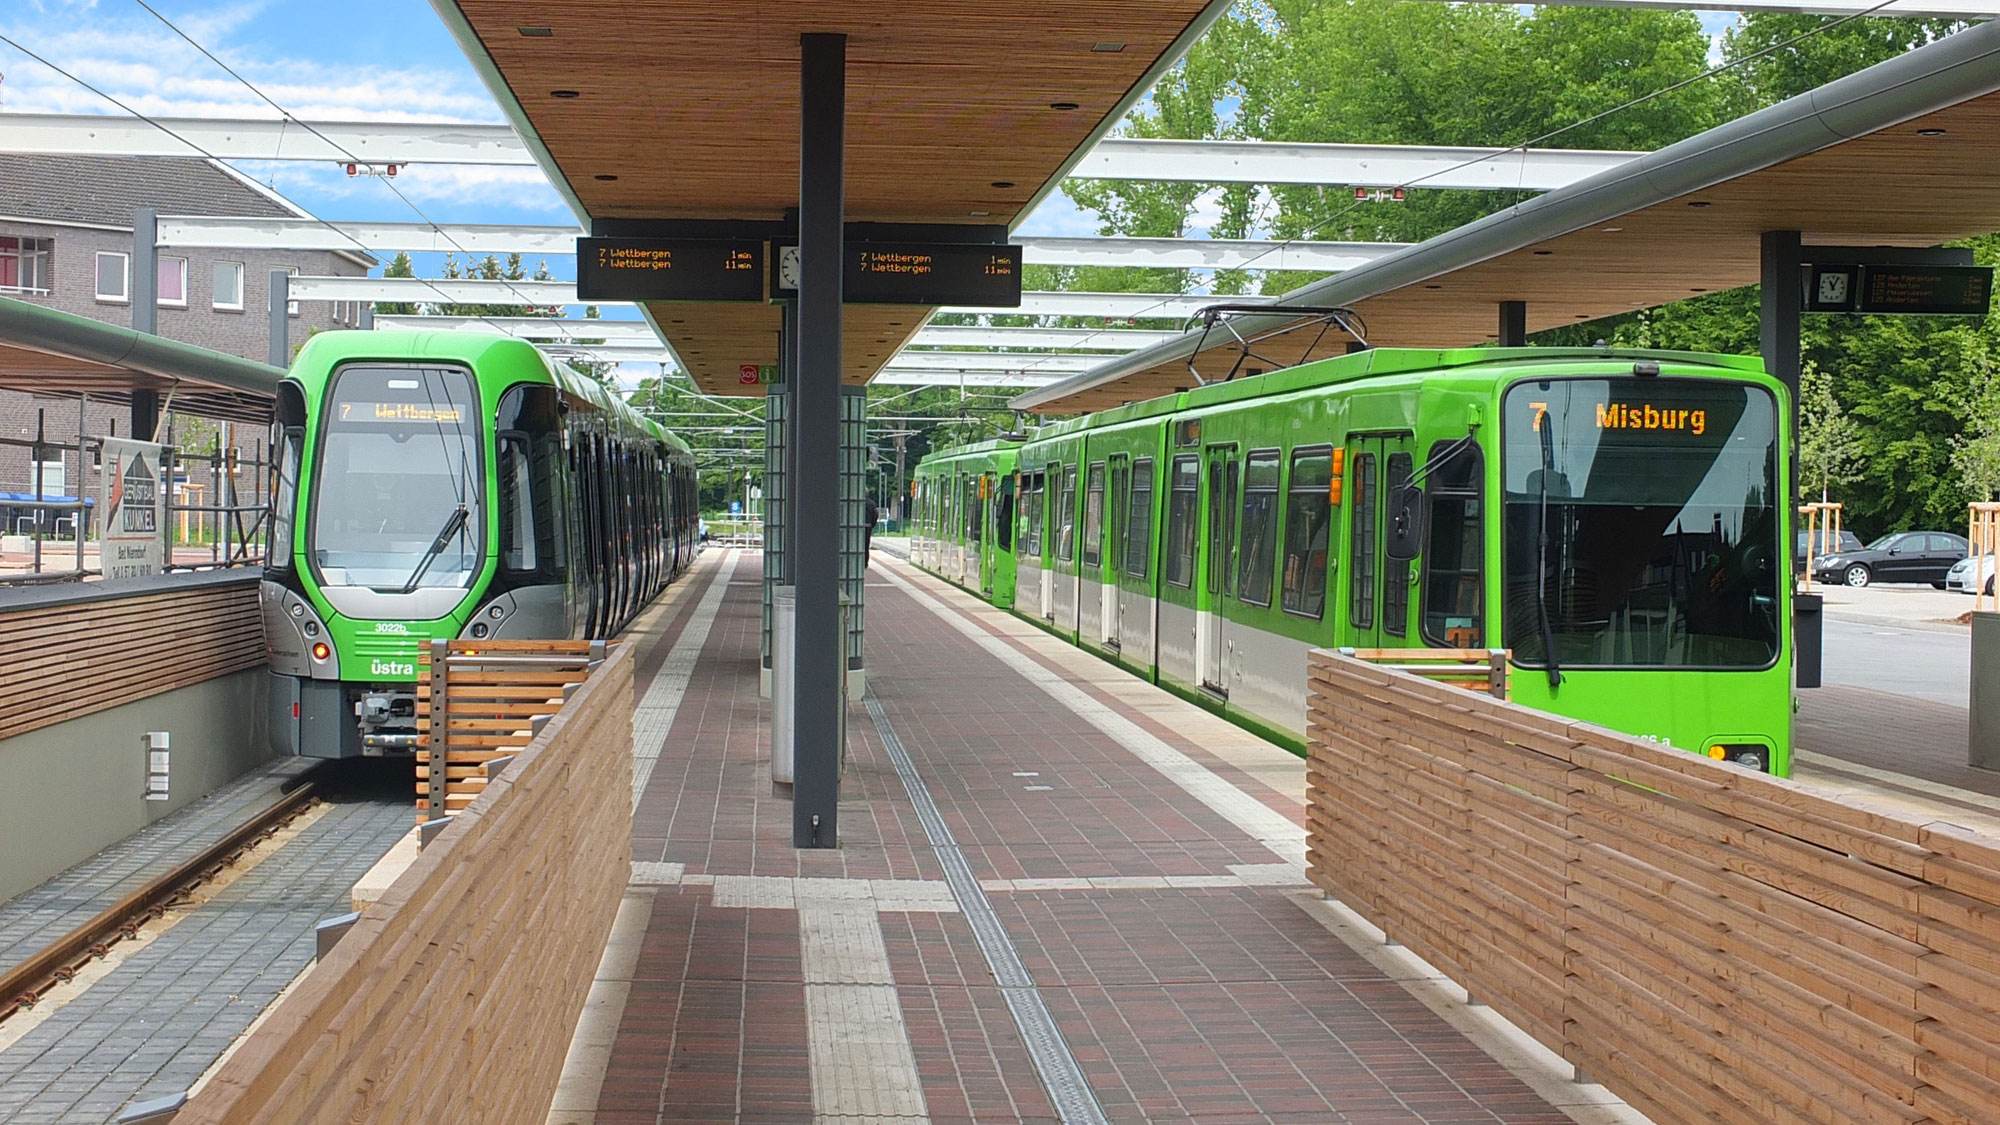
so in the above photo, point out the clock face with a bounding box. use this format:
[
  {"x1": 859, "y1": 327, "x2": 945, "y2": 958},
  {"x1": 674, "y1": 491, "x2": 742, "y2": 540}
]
[
  {"x1": 1818, "y1": 271, "x2": 1850, "y2": 305},
  {"x1": 778, "y1": 245, "x2": 802, "y2": 291}
]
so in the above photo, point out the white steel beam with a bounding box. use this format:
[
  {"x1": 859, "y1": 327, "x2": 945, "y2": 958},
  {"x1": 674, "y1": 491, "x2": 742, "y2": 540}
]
[
  {"x1": 911, "y1": 326, "x2": 1178, "y2": 350},
  {"x1": 1017, "y1": 236, "x2": 1402, "y2": 272},
  {"x1": 0, "y1": 113, "x2": 531, "y2": 165},
  {"x1": 872, "y1": 371, "x2": 1072, "y2": 388},
  {"x1": 372, "y1": 315, "x2": 657, "y2": 340},
  {"x1": 540, "y1": 347, "x2": 679, "y2": 365},
  {"x1": 1078, "y1": 139, "x2": 1641, "y2": 191},
  {"x1": 159, "y1": 216, "x2": 580, "y2": 254},
  {"x1": 884, "y1": 353, "x2": 1106, "y2": 374},
  {"x1": 944, "y1": 291, "x2": 1268, "y2": 319},
  {"x1": 289, "y1": 276, "x2": 583, "y2": 305},
  {"x1": 303, "y1": 277, "x2": 1231, "y2": 319}
]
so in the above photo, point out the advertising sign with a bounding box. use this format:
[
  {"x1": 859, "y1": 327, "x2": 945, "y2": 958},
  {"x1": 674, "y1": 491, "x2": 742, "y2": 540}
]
[{"x1": 98, "y1": 437, "x2": 166, "y2": 580}]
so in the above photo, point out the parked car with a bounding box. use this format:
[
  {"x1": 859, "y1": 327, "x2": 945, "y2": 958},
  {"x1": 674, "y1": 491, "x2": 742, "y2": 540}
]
[
  {"x1": 1794, "y1": 528, "x2": 1863, "y2": 570},
  {"x1": 1947, "y1": 554, "x2": 1996, "y2": 595},
  {"x1": 1812, "y1": 531, "x2": 1969, "y2": 587}
]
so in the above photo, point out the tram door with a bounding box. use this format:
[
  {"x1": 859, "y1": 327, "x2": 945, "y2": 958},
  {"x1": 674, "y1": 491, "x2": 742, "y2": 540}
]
[
  {"x1": 1102, "y1": 456, "x2": 1126, "y2": 646},
  {"x1": 1197, "y1": 445, "x2": 1239, "y2": 694},
  {"x1": 1346, "y1": 434, "x2": 1417, "y2": 649}
]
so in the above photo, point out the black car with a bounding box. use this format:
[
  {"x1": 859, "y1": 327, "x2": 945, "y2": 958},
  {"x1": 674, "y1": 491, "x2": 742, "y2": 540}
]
[
  {"x1": 1794, "y1": 528, "x2": 1862, "y2": 570},
  {"x1": 1811, "y1": 531, "x2": 1969, "y2": 587}
]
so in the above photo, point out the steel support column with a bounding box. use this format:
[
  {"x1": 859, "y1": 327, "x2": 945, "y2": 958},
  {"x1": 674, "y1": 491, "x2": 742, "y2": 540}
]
[
  {"x1": 793, "y1": 32, "x2": 846, "y2": 849},
  {"x1": 269, "y1": 270, "x2": 291, "y2": 369},
  {"x1": 130, "y1": 210, "x2": 159, "y2": 440},
  {"x1": 1498, "y1": 300, "x2": 1527, "y2": 348}
]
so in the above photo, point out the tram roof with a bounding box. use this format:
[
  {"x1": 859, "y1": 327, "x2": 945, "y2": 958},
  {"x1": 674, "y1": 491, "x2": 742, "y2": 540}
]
[
  {"x1": 1013, "y1": 19, "x2": 2000, "y2": 415},
  {"x1": 428, "y1": 0, "x2": 1231, "y2": 397},
  {"x1": 0, "y1": 296, "x2": 281, "y2": 424}
]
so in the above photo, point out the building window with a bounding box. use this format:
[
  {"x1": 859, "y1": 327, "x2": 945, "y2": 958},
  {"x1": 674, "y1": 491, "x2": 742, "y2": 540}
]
[
  {"x1": 158, "y1": 256, "x2": 188, "y2": 307},
  {"x1": 96, "y1": 251, "x2": 130, "y2": 303},
  {"x1": 213, "y1": 261, "x2": 244, "y2": 310},
  {"x1": 0, "y1": 237, "x2": 54, "y2": 294},
  {"x1": 286, "y1": 266, "x2": 300, "y2": 316}
]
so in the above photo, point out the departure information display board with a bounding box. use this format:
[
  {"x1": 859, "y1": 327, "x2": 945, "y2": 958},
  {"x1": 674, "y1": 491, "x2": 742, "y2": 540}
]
[
  {"x1": 772, "y1": 242, "x2": 1022, "y2": 307},
  {"x1": 1806, "y1": 263, "x2": 1992, "y2": 315},
  {"x1": 576, "y1": 237, "x2": 765, "y2": 302}
]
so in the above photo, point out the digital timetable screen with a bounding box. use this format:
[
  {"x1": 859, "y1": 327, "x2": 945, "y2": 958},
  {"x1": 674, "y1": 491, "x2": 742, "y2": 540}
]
[
  {"x1": 575, "y1": 237, "x2": 766, "y2": 302},
  {"x1": 772, "y1": 242, "x2": 1023, "y2": 307},
  {"x1": 1805, "y1": 262, "x2": 1992, "y2": 316}
]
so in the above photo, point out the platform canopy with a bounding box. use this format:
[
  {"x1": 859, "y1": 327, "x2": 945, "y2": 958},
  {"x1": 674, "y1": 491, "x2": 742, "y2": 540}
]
[
  {"x1": 429, "y1": 0, "x2": 1233, "y2": 396},
  {"x1": 1013, "y1": 20, "x2": 2000, "y2": 414},
  {"x1": 0, "y1": 297, "x2": 282, "y2": 424}
]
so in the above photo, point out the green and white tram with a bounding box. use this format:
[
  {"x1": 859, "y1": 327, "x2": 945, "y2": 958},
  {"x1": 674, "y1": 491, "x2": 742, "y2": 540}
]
[
  {"x1": 262, "y1": 331, "x2": 699, "y2": 758},
  {"x1": 914, "y1": 346, "x2": 1792, "y2": 774}
]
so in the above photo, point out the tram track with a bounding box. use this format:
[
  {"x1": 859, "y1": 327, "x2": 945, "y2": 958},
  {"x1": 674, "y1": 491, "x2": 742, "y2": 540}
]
[{"x1": 0, "y1": 776, "x2": 322, "y2": 1023}]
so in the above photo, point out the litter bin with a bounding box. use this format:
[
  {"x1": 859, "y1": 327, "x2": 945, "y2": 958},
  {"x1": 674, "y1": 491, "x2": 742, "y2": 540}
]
[
  {"x1": 1971, "y1": 612, "x2": 2000, "y2": 771},
  {"x1": 1794, "y1": 592, "x2": 1823, "y2": 690},
  {"x1": 770, "y1": 587, "x2": 849, "y2": 787}
]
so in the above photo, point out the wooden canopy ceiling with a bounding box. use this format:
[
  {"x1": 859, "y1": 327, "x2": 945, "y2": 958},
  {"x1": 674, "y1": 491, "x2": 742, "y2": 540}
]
[
  {"x1": 448, "y1": 0, "x2": 1221, "y2": 395},
  {"x1": 1037, "y1": 90, "x2": 2000, "y2": 414},
  {"x1": 0, "y1": 344, "x2": 270, "y2": 425}
]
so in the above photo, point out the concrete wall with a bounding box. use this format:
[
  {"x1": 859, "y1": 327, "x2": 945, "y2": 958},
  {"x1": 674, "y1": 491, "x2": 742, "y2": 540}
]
[{"x1": 0, "y1": 666, "x2": 274, "y2": 903}]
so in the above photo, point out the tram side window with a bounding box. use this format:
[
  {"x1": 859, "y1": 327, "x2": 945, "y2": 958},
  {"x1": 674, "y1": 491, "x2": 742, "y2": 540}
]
[
  {"x1": 1349, "y1": 453, "x2": 1377, "y2": 629},
  {"x1": 1057, "y1": 465, "x2": 1078, "y2": 561},
  {"x1": 1238, "y1": 450, "x2": 1281, "y2": 607},
  {"x1": 1280, "y1": 447, "x2": 1334, "y2": 619},
  {"x1": 1383, "y1": 453, "x2": 1413, "y2": 637},
  {"x1": 996, "y1": 474, "x2": 1015, "y2": 551},
  {"x1": 1023, "y1": 474, "x2": 1043, "y2": 555},
  {"x1": 268, "y1": 383, "x2": 306, "y2": 571},
  {"x1": 1082, "y1": 463, "x2": 1106, "y2": 567},
  {"x1": 1165, "y1": 456, "x2": 1198, "y2": 588},
  {"x1": 1124, "y1": 458, "x2": 1154, "y2": 579},
  {"x1": 1421, "y1": 441, "x2": 1484, "y2": 648},
  {"x1": 494, "y1": 384, "x2": 565, "y2": 581}
]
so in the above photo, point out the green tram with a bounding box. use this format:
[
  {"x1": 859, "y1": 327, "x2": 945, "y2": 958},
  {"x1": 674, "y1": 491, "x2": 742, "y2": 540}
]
[
  {"x1": 913, "y1": 346, "x2": 1792, "y2": 774},
  {"x1": 262, "y1": 331, "x2": 699, "y2": 758}
]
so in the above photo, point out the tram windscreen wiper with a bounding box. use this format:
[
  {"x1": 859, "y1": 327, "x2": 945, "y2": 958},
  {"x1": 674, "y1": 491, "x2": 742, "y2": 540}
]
[
  {"x1": 399, "y1": 504, "x2": 470, "y2": 594},
  {"x1": 1535, "y1": 422, "x2": 1563, "y2": 690}
]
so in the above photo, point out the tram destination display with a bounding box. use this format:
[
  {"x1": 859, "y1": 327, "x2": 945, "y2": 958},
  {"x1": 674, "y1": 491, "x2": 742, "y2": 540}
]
[
  {"x1": 1805, "y1": 263, "x2": 1992, "y2": 315},
  {"x1": 772, "y1": 242, "x2": 1022, "y2": 306},
  {"x1": 576, "y1": 237, "x2": 765, "y2": 302}
]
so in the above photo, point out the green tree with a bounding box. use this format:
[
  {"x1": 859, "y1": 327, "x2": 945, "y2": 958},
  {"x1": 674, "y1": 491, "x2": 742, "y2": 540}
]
[
  {"x1": 376, "y1": 251, "x2": 418, "y2": 315},
  {"x1": 1798, "y1": 360, "x2": 1863, "y2": 502}
]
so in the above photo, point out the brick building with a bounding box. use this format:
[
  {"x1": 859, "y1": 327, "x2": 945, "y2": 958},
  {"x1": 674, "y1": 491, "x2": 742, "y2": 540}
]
[{"x1": 0, "y1": 153, "x2": 370, "y2": 529}]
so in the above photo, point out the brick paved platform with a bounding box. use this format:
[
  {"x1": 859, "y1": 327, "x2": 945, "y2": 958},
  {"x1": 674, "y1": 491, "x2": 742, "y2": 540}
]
[{"x1": 556, "y1": 549, "x2": 1644, "y2": 1125}]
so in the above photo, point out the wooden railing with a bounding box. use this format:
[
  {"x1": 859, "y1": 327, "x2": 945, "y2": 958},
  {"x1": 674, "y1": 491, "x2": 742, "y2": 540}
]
[
  {"x1": 1346, "y1": 646, "x2": 1508, "y2": 697},
  {"x1": 416, "y1": 639, "x2": 608, "y2": 821},
  {"x1": 0, "y1": 571, "x2": 261, "y2": 741},
  {"x1": 176, "y1": 640, "x2": 633, "y2": 1124},
  {"x1": 1306, "y1": 646, "x2": 2000, "y2": 1125}
]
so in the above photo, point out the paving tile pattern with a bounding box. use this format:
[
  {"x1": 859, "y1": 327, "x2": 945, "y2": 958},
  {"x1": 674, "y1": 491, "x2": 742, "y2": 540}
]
[
  {"x1": 598, "y1": 559, "x2": 1580, "y2": 1123},
  {"x1": 0, "y1": 787, "x2": 413, "y2": 1124},
  {"x1": 0, "y1": 757, "x2": 318, "y2": 978}
]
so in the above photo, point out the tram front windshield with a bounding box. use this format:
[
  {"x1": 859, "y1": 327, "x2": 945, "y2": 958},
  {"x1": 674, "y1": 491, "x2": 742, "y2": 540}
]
[
  {"x1": 310, "y1": 364, "x2": 482, "y2": 591},
  {"x1": 1501, "y1": 377, "x2": 1780, "y2": 670}
]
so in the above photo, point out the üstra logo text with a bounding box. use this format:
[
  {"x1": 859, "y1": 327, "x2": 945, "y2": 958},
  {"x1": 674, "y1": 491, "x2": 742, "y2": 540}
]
[{"x1": 370, "y1": 659, "x2": 415, "y2": 677}]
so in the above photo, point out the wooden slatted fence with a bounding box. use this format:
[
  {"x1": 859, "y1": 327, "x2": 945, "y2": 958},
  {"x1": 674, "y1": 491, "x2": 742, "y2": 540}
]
[
  {"x1": 1305, "y1": 647, "x2": 2000, "y2": 1125},
  {"x1": 415, "y1": 639, "x2": 607, "y2": 821},
  {"x1": 175, "y1": 638, "x2": 633, "y2": 1124},
  {"x1": 0, "y1": 572, "x2": 262, "y2": 742}
]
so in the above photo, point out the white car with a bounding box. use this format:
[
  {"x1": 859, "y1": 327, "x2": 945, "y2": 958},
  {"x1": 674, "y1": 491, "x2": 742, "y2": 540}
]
[{"x1": 1945, "y1": 554, "x2": 1996, "y2": 595}]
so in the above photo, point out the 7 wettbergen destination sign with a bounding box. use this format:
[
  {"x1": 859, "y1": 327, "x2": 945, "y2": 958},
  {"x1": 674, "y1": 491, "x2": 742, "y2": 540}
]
[
  {"x1": 575, "y1": 238, "x2": 766, "y2": 302},
  {"x1": 773, "y1": 242, "x2": 1022, "y2": 307}
]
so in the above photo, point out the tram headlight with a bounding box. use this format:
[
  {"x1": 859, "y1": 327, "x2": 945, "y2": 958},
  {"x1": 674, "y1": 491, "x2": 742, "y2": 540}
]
[
  {"x1": 470, "y1": 621, "x2": 490, "y2": 638},
  {"x1": 1708, "y1": 743, "x2": 1769, "y2": 773},
  {"x1": 311, "y1": 642, "x2": 331, "y2": 661}
]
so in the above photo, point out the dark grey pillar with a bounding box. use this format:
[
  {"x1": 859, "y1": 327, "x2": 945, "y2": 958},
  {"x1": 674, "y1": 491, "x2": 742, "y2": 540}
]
[
  {"x1": 1759, "y1": 231, "x2": 1803, "y2": 417},
  {"x1": 1498, "y1": 300, "x2": 1527, "y2": 348},
  {"x1": 269, "y1": 270, "x2": 292, "y2": 369},
  {"x1": 793, "y1": 31, "x2": 846, "y2": 849},
  {"x1": 130, "y1": 210, "x2": 159, "y2": 440}
]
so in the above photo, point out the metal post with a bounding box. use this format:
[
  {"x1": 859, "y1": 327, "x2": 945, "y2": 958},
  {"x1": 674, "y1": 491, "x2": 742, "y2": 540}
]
[
  {"x1": 76, "y1": 396, "x2": 87, "y2": 571},
  {"x1": 358, "y1": 303, "x2": 374, "y2": 330},
  {"x1": 31, "y1": 409, "x2": 44, "y2": 575},
  {"x1": 893, "y1": 432, "x2": 907, "y2": 523},
  {"x1": 131, "y1": 210, "x2": 160, "y2": 441},
  {"x1": 781, "y1": 298, "x2": 801, "y2": 587},
  {"x1": 1498, "y1": 300, "x2": 1526, "y2": 348},
  {"x1": 793, "y1": 31, "x2": 846, "y2": 849},
  {"x1": 269, "y1": 269, "x2": 291, "y2": 369}
]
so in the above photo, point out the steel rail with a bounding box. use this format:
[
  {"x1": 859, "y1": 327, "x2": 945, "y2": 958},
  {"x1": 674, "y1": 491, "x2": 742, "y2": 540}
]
[{"x1": 0, "y1": 779, "x2": 320, "y2": 1021}]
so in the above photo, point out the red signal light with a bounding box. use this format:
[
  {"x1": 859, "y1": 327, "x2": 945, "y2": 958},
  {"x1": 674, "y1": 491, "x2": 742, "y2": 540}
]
[
  {"x1": 1354, "y1": 187, "x2": 1368, "y2": 200},
  {"x1": 312, "y1": 642, "x2": 331, "y2": 661}
]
